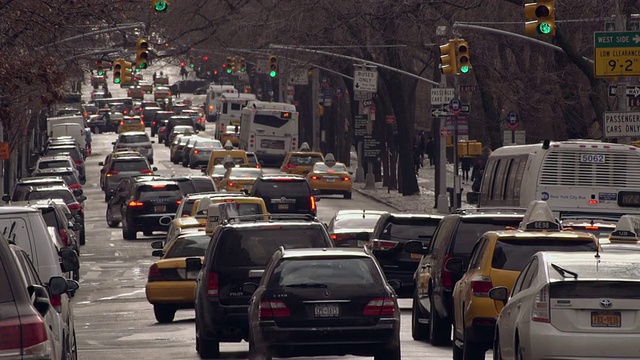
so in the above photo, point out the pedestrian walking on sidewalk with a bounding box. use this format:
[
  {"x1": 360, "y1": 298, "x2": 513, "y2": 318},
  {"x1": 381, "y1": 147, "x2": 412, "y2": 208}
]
[
  {"x1": 425, "y1": 137, "x2": 435, "y2": 166},
  {"x1": 461, "y1": 157, "x2": 473, "y2": 183}
]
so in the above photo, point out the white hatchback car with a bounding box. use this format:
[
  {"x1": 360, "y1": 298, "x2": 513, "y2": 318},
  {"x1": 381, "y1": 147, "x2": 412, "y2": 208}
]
[{"x1": 490, "y1": 251, "x2": 640, "y2": 360}]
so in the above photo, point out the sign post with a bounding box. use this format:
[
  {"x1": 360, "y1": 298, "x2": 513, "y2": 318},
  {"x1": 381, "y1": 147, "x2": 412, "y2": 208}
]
[
  {"x1": 506, "y1": 111, "x2": 520, "y2": 144},
  {"x1": 449, "y1": 98, "x2": 462, "y2": 210}
]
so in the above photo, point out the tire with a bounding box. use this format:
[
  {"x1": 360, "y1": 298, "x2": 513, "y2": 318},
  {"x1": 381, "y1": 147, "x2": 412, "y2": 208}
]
[
  {"x1": 429, "y1": 293, "x2": 451, "y2": 346},
  {"x1": 106, "y1": 208, "x2": 120, "y2": 228},
  {"x1": 104, "y1": 193, "x2": 110, "y2": 202},
  {"x1": 344, "y1": 192, "x2": 352, "y2": 199},
  {"x1": 143, "y1": 230, "x2": 153, "y2": 236},
  {"x1": 172, "y1": 157, "x2": 179, "y2": 164},
  {"x1": 374, "y1": 344, "x2": 401, "y2": 360},
  {"x1": 453, "y1": 319, "x2": 463, "y2": 360},
  {"x1": 182, "y1": 161, "x2": 189, "y2": 168},
  {"x1": 153, "y1": 304, "x2": 176, "y2": 324},
  {"x1": 73, "y1": 270, "x2": 80, "y2": 282},
  {"x1": 462, "y1": 325, "x2": 486, "y2": 360},
  {"x1": 411, "y1": 294, "x2": 429, "y2": 341},
  {"x1": 79, "y1": 227, "x2": 86, "y2": 246},
  {"x1": 197, "y1": 334, "x2": 220, "y2": 359},
  {"x1": 189, "y1": 162, "x2": 196, "y2": 169},
  {"x1": 122, "y1": 221, "x2": 137, "y2": 240},
  {"x1": 151, "y1": 131, "x2": 156, "y2": 137}
]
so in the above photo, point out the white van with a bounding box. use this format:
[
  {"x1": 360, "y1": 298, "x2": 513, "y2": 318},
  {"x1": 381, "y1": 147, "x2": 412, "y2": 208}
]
[
  {"x1": 47, "y1": 115, "x2": 85, "y2": 134},
  {"x1": 50, "y1": 123, "x2": 86, "y2": 152},
  {"x1": 216, "y1": 92, "x2": 256, "y2": 140},
  {"x1": 204, "y1": 85, "x2": 237, "y2": 122}
]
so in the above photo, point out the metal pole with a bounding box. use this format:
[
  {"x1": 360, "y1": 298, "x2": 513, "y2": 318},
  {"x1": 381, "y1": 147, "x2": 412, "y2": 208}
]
[
  {"x1": 616, "y1": 5, "x2": 630, "y2": 144},
  {"x1": 311, "y1": 68, "x2": 321, "y2": 151},
  {"x1": 453, "y1": 75, "x2": 461, "y2": 210}
]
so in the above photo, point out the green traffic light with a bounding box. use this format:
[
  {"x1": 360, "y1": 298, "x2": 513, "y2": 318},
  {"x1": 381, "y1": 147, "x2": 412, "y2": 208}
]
[
  {"x1": 241, "y1": 68, "x2": 246, "y2": 73},
  {"x1": 459, "y1": 65, "x2": 470, "y2": 74},
  {"x1": 97, "y1": 70, "x2": 104, "y2": 76},
  {"x1": 139, "y1": 63, "x2": 147, "y2": 69},
  {"x1": 154, "y1": 1, "x2": 167, "y2": 12},
  {"x1": 226, "y1": 68, "x2": 232, "y2": 74},
  {"x1": 189, "y1": 63, "x2": 195, "y2": 68},
  {"x1": 538, "y1": 22, "x2": 552, "y2": 35},
  {"x1": 269, "y1": 70, "x2": 277, "y2": 77},
  {"x1": 114, "y1": 78, "x2": 121, "y2": 84}
]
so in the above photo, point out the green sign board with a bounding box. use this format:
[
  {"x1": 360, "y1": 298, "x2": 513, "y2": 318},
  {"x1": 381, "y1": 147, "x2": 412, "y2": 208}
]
[{"x1": 594, "y1": 31, "x2": 640, "y2": 77}]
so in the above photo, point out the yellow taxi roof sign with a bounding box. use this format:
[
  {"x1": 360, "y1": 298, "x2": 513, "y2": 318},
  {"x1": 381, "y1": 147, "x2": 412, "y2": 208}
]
[
  {"x1": 299, "y1": 142, "x2": 311, "y2": 151},
  {"x1": 609, "y1": 215, "x2": 640, "y2": 242},
  {"x1": 324, "y1": 153, "x2": 336, "y2": 167},
  {"x1": 519, "y1": 200, "x2": 561, "y2": 231},
  {"x1": 222, "y1": 154, "x2": 235, "y2": 169},
  {"x1": 223, "y1": 140, "x2": 234, "y2": 150}
]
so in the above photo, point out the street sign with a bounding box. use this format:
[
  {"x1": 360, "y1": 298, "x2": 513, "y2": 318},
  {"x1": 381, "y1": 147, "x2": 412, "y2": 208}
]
[
  {"x1": 354, "y1": 90, "x2": 370, "y2": 101},
  {"x1": 506, "y1": 111, "x2": 520, "y2": 130},
  {"x1": 431, "y1": 108, "x2": 449, "y2": 117},
  {"x1": 629, "y1": 97, "x2": 640, "y2": 109},
  {"x1": 449, "y1": 99, "x2": 461, "y2": 115},
  {"x1": 361, "y1": 99, "x2": 373, "y2": 107},
  {"x1": 459, "y1": 85, "x2": 477, "y2": 93},
  {"x1": 609, "y1": 84, "x2": 618, "y2": 96},
  {"x1": 353, "y1": 69, "x2": 378, "y2": 92},
  {"x1": 354, "y1": 115, "x2": 367, "y2": 141},
  {"x1": 603, "y1": 111, "x2": 640, "y2": 137},
  {"x1": 594, "y1": 31, "x2": 640, "y2": 77},
  {"x1": 442, "y1": 103, "x2": 471, "y2": 114},
  {"x1": 363, "y1": 135, "x2": 382, "y2": 161},
  {"x1": 627, "y1": 86, "x2": 640, "y2": 97},
  {"x1": 445, "y1": 116, "x2": 469, "y2": 135},
  {"x1": 430, "y1": 88, "x2": 455, "y2": 105},
  {"x1": 0, "y1": 142, "x2": 8, "y2": 160},
  {"x1": 385, "y1": 115, "x2": 396, "y2": 124},
  {"x1": 503, "y1": 130, "x2": 526, "y2": 145},
  {"x1": 289, "y1": 69, "x2": 308, "y2": 85}
]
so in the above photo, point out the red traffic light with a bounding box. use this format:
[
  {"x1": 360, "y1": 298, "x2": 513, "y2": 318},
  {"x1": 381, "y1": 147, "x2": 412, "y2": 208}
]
[
  {"x1": 180, "y1": 61, "x2": 185, "y2": 67},
  {"x1": 222, "y1": 64, "x2": 227, "y2": 68},
  {"x1": 213, "y1": 70, "x2": 218, "y2": 75},
  {"x1": 203, "y1": 56, "x2": 209, "y2": 61}
]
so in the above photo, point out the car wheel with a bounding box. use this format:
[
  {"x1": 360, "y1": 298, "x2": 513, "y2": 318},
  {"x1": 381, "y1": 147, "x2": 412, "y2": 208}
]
[
  {"x1": 452, "y1": 317, "x2": 463, "y2": 360},
  {"x1": 172, "y1": 158, "x2": 179, "y2": 164},
  {"x1": 182, "y1": 161, "x2": 189, "y2": 168},
  {"x1": 122, "y1": 221, "x2": 137, "y2": 240},
  {"x1": 374, "y1": 343, "x2": 400, "y2": 360},
  {"x1": 196, "y1": 331, "x2": 220, "y2": 359},
  {"x1": 73, "y1": 269, "x2": 80, "y2": 282},
  {"x1": 429, "y1": 293, "x2": 451, "y2": 346},
  {"x1": 153, "y1": 304, "x2": 176, "y2": 324},
  {"x1": 411, "y1": 293, "x2": 429, "y2": 340},
  {"x1": 344, "y1": 192, "x2": 352, "y2": 199},
  {"x1": 189, "y1": 162, "x2": 196, "y2": 169},
  {"x1": 106, "y1": 208, "x2": 120, "y2": 228},
  {"x1": 462, "y1": 324, "x2": 486, "y2": 360}
]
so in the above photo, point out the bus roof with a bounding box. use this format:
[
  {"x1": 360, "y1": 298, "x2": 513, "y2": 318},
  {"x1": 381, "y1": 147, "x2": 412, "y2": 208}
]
[
  {"x1": 221, "y1": 93, "x2": 256, "y2": 101},
  {"x1": 490, "y1": 140, "x2": 638, "y2": 157},
  {"x1": 246, "y1": 100, "x2": 296, "y2": 112}
]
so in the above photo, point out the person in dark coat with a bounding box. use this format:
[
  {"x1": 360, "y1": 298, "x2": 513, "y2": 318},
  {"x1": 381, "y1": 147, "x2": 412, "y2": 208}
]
[
  {"x1": 471, "y1": 156, "x2": 484, "y2": 192},
  {"x1": 425, "y1": 137, "x2": 435, "y2": 166}
]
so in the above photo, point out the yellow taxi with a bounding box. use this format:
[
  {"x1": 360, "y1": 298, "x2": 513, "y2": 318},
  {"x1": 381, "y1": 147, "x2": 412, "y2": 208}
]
[
  {"x1": 117, "y1": 116, "x2": 145, "y2": 133},
  {"x1": 221, "y1": 166, "x2": 263, "y2": 192},
  {"x1": 451, "y1": 201, "x2": 600, "y2": 359},
  {"x1": 280, "y1": 142, "x2": 325, "y2": 176},
  {"x1": 145, "y1": 229, "x2": 210, "y2": 323},
  {"x1": 205, "y1": 141, "x2": 249, "y2": 177},
  {"x1": 190, "y1": 196, "x2": 268, "y2": 227},
  {"x1": 220, "y1": 124, "x2": 240, "y2": 147},
  {"x1": 306, "y1": 154, "x2": 352, "y2": 199}
]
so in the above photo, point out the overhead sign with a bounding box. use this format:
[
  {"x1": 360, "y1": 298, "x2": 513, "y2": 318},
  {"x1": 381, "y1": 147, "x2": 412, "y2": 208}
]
[
  {"x1": 430, "y1": 88, "x2": 455, "y2": 105},
  {"x1": 506, "y1": 111, "x2": 520, "y2": 130},
  {"x1": 288, "y1": 69, "x2": 308, "y2": 85},
  {"x1": 594, "y1": 31, "x2": 640, "y2": 77},
  {"x1": 603, "y1": 111, "x2": 640, "y2": 137},
  {"x1": 353, "y1": 69, "x2": 378, "y2": 92}
]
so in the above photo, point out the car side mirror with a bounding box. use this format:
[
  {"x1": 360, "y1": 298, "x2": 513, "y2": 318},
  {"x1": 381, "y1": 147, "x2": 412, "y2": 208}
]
[
  {"x1": 111, "y1": 142, "x2": 116, "y2": 145},
  {"x1": 444, "y1": 257, "x2": 464, "y2": 273},
  {"x1": 241, "y1": 282, "x2": 259, "y2": 294},
  {"x1": 403, "y1": 240, "x2": 429, "y2": 255},
  {"x1": 65, "y1": 213, "x2": 74, "y2": 220},
  {"x1": 151, "y1": 240, "x2": 164, "y2": 249},
  {"x1": 248, "y1": 269, "x2": 264, "y2": 279},
  {"x1": 1, "y1": 194, "x2": 10, "y2": 202},
  {"x1": 387, "y1": 279, "x2": 402, "y2": 291},
  {"x1": 98, "y1": 162, "x2": 104, "y2": 166},
  {"x1": 66, "y1": 279, "x2": 80, "y2": 293},
  {"x1": 152, "y1": 250, "x2": 164, "y2": 257},
  {"x1": 201, "y1": 168, "x2": 207, "y2": 174},
  {"x1": 59, "y1": 247, "x2": 80, "y2": 272},
  {"x1": 489, "y1": 286, "x2": 509, "y2": 305},
  {"x1": 76, "y1": 195, "x2": 87, "y2": 203},
  {"x1": 313, "y1": 189, "x2": 322, "y2": 196},
  {"x1": 152, "y1": 167, "x2": 158, "y2": 171},
  {"x1": 47, "y1": 276, "x2": 69, "y2": 296},
  {"x1": 185, "y1": 257, "x2": 202, "y2": 272},
  {"x1": 28, "y1": 285, "x2": 51, "y2": 317},
  {"x1": 348, "y1": 171, "x2": 353, "y2": 175}
]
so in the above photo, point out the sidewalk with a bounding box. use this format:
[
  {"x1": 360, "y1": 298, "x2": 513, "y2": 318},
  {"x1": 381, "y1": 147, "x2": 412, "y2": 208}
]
[{"x1": 350, "y1": 152, "x2": 475, "y2": 215}]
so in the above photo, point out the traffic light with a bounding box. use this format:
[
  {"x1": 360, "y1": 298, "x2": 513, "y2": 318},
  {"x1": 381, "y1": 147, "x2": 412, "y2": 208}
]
[
  {"x1": 135, "y1": 38, "x2": 149, "y2": 69},
  {"x1": 268, "y1": 55, "x2": 277, "y2": 77},
  {"x1": 525, "y1": 0, "x2": 555, "y2": 36},
  {"x1": 239, "y1": 57, "x2": 246, "y2": 72},
  {"x1": 225, "y1": 56, "x2": 233, "y2": 74},
  {"x1": 112, "y1": 59, "x2": 123, "y2": 84},
  {"x1": 120, "y1": 60, "x2": 134, "y2": 84},
  {"x1": 96, "y1": 62, "x2": 104, "y2": 76},
  {"x1": 439, "y1": 40, "x2": 457, "y2": 75},
  {"x1": 151, "y1": 0, "x2": 168, "y2": 12},
  {"x1": 189, "y1": 56, "x2": 195, "y2": 68},
  {"x1": 202, "y1": 55, "x2": 209, "y2": 61},
  {"x1": 456, "y1": 40, "x2": 470, "y2": 74}
]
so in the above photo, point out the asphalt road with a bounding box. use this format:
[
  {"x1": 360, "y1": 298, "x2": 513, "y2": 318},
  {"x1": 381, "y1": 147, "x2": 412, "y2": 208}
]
[{"x1": 74, "y1": 70, "x2": 488, "y2": 359}]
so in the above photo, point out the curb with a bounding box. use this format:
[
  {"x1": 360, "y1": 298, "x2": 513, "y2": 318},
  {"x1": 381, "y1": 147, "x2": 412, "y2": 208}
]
[{"x1": 353, "y1": 187, "x2": 404, "y2": 212}]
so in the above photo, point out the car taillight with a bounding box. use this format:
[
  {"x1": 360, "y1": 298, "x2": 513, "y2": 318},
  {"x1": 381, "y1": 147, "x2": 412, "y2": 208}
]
[
  {"x1": 159, "y1": 128, "x2": 166, "y2": 133},
  {"x1": 471, "y1": 276, "x2": 493, "y2": 297},
  {"x1": 120, "y1": 121, "x2": 124, "y2": 126},
  {"x1": 139, "y1": 121, "x2": 144, "y2": 126},
  {"x1": 259, "y1": 300, "x2": 291, "y2": 318},
  {"x1": 176, "y1": 200, "x2": 182, "y2": 205},
  {"x1": 370, "y1": 239, "x2": 398, "y2": 250},
  {"x1": 310, "y1": 175, "x2": 320, "y2": 180},
  {"x1": 141, "y1": 114, "x2": 145, "y2": 118},
  {"x1": 168, "y1": 91, "x2": 172, "y2": 96},
  {"x1": 50, "y1": 294, "x2": 62, "y2": 313},
  {"x1": 148, "y1": 264, "x2": 162, "y2": 282},
  {"x1": 441, "y1": 254, "x2": 454, "y2": 288},
  {"x1": 67, "y1": 203, "x2": 81, "y2": 211},
  {"x1": 123, "y1": 110, "x2": 128, "y2": 115},
  {"x1": 284, "y1": 163, "x2": 297, "y2": 169},
  {"x1": 152, "y1": 121, "x2": 156, "y2": 125},
  {"x1": 74, "y1": 159, "x2": 83, "y2": 165},
  {"x1": 139, "y1": 169, "x2": 153, "y2": 174},
  {"x1": 59, "y1": 230, "x2": 69, "y2": 246},
  {"x1": 0, "y1": 315, "x2": 50, "y2": 353},
  {"x1": 532, "y1": 285, "x2": 550, "y2": 323},
  {"x1": 363, "y1": 297, "x2": 395, "y2": 316},
  {"x1": 207, "y1": 272, "x2": 219, "y2": 297},
  {"x1": 227, "y1": 181, "x2": 234, "y2": 187},
  {"x1": 68, "y1": 183, "x2": 82, "y2": 190},
  {"x1": 193, "y1": 149, "x2": 200, "y2": 154},
  {"x1": 128, "y1": 200, "x2": 144, "y2": 207},
  {"x1": 343, "y1": 177, "x2": 350, "y2": 181},
  {"x1": 106, "y1": 170, "x2": 120, "y2": 177},
  {"x1": 310, "y1": 196, "x2": 316, "y2": 212},
  {"x1": 331, "y1": 233, "x2": 354, "y2": 242}
]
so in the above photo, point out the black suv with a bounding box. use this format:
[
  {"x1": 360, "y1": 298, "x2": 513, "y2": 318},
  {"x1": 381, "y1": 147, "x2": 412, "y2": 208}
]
[
  {"x1": 187, "y1": 216, "x2": 334, "y2": 358},
  {"x1": 151, "y1": 110, "x2": 175, "y2": 137},
  {"x1": 250, "y1": 174, "x2": 319, "y2": 216},
  {"x1": 118, "y1": 180, "x2": 182, "y2": 240},
  {"x1": 368, "y1": 213, "x2": 443, "y2": 298},
  {"x1": 404, "y1": 209, "x2": 524, "y2": 345}
]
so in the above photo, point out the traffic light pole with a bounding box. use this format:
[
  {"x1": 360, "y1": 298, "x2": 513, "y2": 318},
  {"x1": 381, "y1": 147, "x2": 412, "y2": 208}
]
[
  {"x1": 453, "y1": 76, "x2": 461, "y2": 210},
  {"x1": 615, "y1": 4, "x2": 630, "y2": 144}
]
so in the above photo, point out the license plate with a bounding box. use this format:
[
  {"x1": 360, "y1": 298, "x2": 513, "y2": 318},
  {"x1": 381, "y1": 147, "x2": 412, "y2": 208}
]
[
  {"x1": 326, "y1": 178, "x2": 336, "y2": 183},
  {"x1": 411, "y1": 253, "x2": 422, "y2": 260},
  {"x1": 154, "y1": 205, "x2": 166, "y2": 212},
  {"x1": 314, "y1": 304, "x2": 339, "y2": 318},
  {"x1": 186, "y1": 270, "x2": 199, "y2": 279},
  {"x1": 591, "y1": 311, "x2": 621, "y2": 327},
  {"x1": 277, "y1": 204, "x2": 289, "y2": 210}
]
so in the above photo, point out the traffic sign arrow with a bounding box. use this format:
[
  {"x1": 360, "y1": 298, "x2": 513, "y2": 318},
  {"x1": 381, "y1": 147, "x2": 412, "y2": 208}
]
[
  {"x1": 635, "y1": 34, "x2": 640, "y2": 44},
  {"x1": 627, "y1": 86, "x2": 640, "y2": 97},
  {"x1": 442, "y1": 104, "x2": 471, "y2": 114},
  {"x1": 431, "y1": 108, "x2": 449, "y2": 117}
]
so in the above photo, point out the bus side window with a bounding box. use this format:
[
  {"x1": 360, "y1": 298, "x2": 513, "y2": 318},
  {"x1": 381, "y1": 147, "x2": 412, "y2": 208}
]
[
  {"x1": 223, "y1": 102, "x2": 228, "y2": 114},
  {"x1": 489, "y1": 159, "x2": 502, "y2": 202},
  {"x1": 511, "y1": 155, "x2": 528, "y2": 203},
  {"x1": 493, "y1": 159, "x2": 510, "y2": 202},
  {"x1": 480, "y1": 159, "x2": 497, "y2": 205}
]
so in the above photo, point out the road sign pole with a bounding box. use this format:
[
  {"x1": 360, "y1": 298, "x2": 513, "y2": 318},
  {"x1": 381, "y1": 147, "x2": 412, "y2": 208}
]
[
  {"x1": 616, "y1": 10, "x2": 630, "y2": 144},
  {"x1": 452, "y1": 75, "x2": 462, "y2": 211}
]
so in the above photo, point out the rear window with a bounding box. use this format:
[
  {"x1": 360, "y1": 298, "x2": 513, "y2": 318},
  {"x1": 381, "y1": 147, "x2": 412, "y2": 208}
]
[
  {"x1": 228, "y1": 168, "x2": 262, "y2": 178},
  {"x1": 192, "y1": 179, "x2": 216, "y2": 193},
  {"x1": 112, "y1": 159, "x2": 148, "y2": 172},
  {"x1": 380, "y1": 219, "x2": 439, "y2": 241},
  {"x1": 492, "y1": 239, "x2": 596, "y2": 271},
  {"x1": 123, "y1": 119, "x2": 141, "y2": 124},
  {"x1": 33, "y1": 173, "x2": 78, "y2": 186},
  {"x1": 254, "y1": 114, "x2": 288, "y2": 128},
  {"x1": 38, "y1": 160, "x2": 70, "y2": 169},
  {"x1": 270, "y1": 258, "x2": 380, "y2": 288},
  {"x1": 550, "y1": 281, "x2": 640, "y2": 298},
  {"x1": 194, "y1": 140, "x2": 221, "y2": 149},
  {"x1": 213, "y1": 157, "x2": 245, "y2": 165},
  {"x1": 290, "y1": 155, "x2": 323, "y2": 166},
  {"x1": 26, "y1": 190, "x2": 74, "y2": 204},
  {"x1": 180, "y1": 199, "x2": 198, "y2": 217},
  {"x1": 334, "y1": 216, "x2": 383, "y2": 230},
  {"x1": 165, "y1": 235, "x2": 210, "y2": 258},
  {"x1": 216, "y1": 227, "x2": 329, "y2": 267},
  {"x1": 255, "y1": 180, "x2": 310, "y2": 197},
  {"x1": 119, "y1": 134, "x2": 149, "y2": 144},
  {"x1": 314, "y1": 163, "x2": 348, "y2": 173},
  {"x1": 46, "y1": 148, "x2": 81, "y2": 161},
  {"x1": 137, "y1": 185, "x2": 182, "y2": 200},
  {"x1": 453, "y1": 218, "x2": 523, "y2": 255},
  {"x1": 40, "y1": 208, "x2": 60, "y2": 229},
  {"x1": 154, "y1": 112, "x2": 173, "y2": 121},
  {"x1": 170, "y1": 118, "x2": 193, "y2": 126}
]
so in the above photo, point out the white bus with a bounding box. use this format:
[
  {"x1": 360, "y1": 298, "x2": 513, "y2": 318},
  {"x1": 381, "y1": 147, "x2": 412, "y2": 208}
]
[
  {"x1": 478, "y1": 139, "x2": 640, "y2": 219},
  {"x1": 215, "y1": 92, "x2": 257, "y2": 141},
  {"x1": 239, "y1": 101, "x2": 299, "y2": 164},
  {"x1": 204, "y1": 84, "x2": 237, "y2": 122}
]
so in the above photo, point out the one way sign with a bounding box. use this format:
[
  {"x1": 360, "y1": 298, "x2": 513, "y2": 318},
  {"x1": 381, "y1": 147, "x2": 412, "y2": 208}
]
[
  {"x1": 443, "y1": 104, "x2": 471, "y2": 114},
  {"x1": 627, "y1": 86, "x2": 640, "y2": 97}
]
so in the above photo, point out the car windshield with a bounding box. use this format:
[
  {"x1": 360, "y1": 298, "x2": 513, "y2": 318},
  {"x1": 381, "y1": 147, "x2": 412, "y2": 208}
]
[
  {"x1": 112, "y1": 159, "x2": 148, "y2": 172},
  {"x1": 272, "y1": 258, "x2": 379, "y2": 287},
  {"x1": 165, "y1": 234, "x2": 210, "y2": 258},
  {"x1": 213, "y1": 166, "x2": 227, "y2": 176},
  {"x1": 216, "y1": 228, "x2": 329, "y2": 267},
  {"x1": 26, "y1": 190, "x2": 74, "y2": 204},
  {"x1": 334, "y1": 216, "x2": 383, "y2": 230},
  {"x1": 38, "y1": 160, "x2": 70, "y2": 169},
  {"x1": 173, "y1": 126, "x2": 193, "y2": 134},
  {"x1": 290, "y1": 155, "x2": 323, "y2": 165},
  {"x1": 314, "y1": 163, "x2": 348, "y2": 173},
  {"x1": 120, "y1": 134, "x2": 149, "y2": 143},
  {"x1": 137, "y1": 185, "x2": 181, "y2": 200}
]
